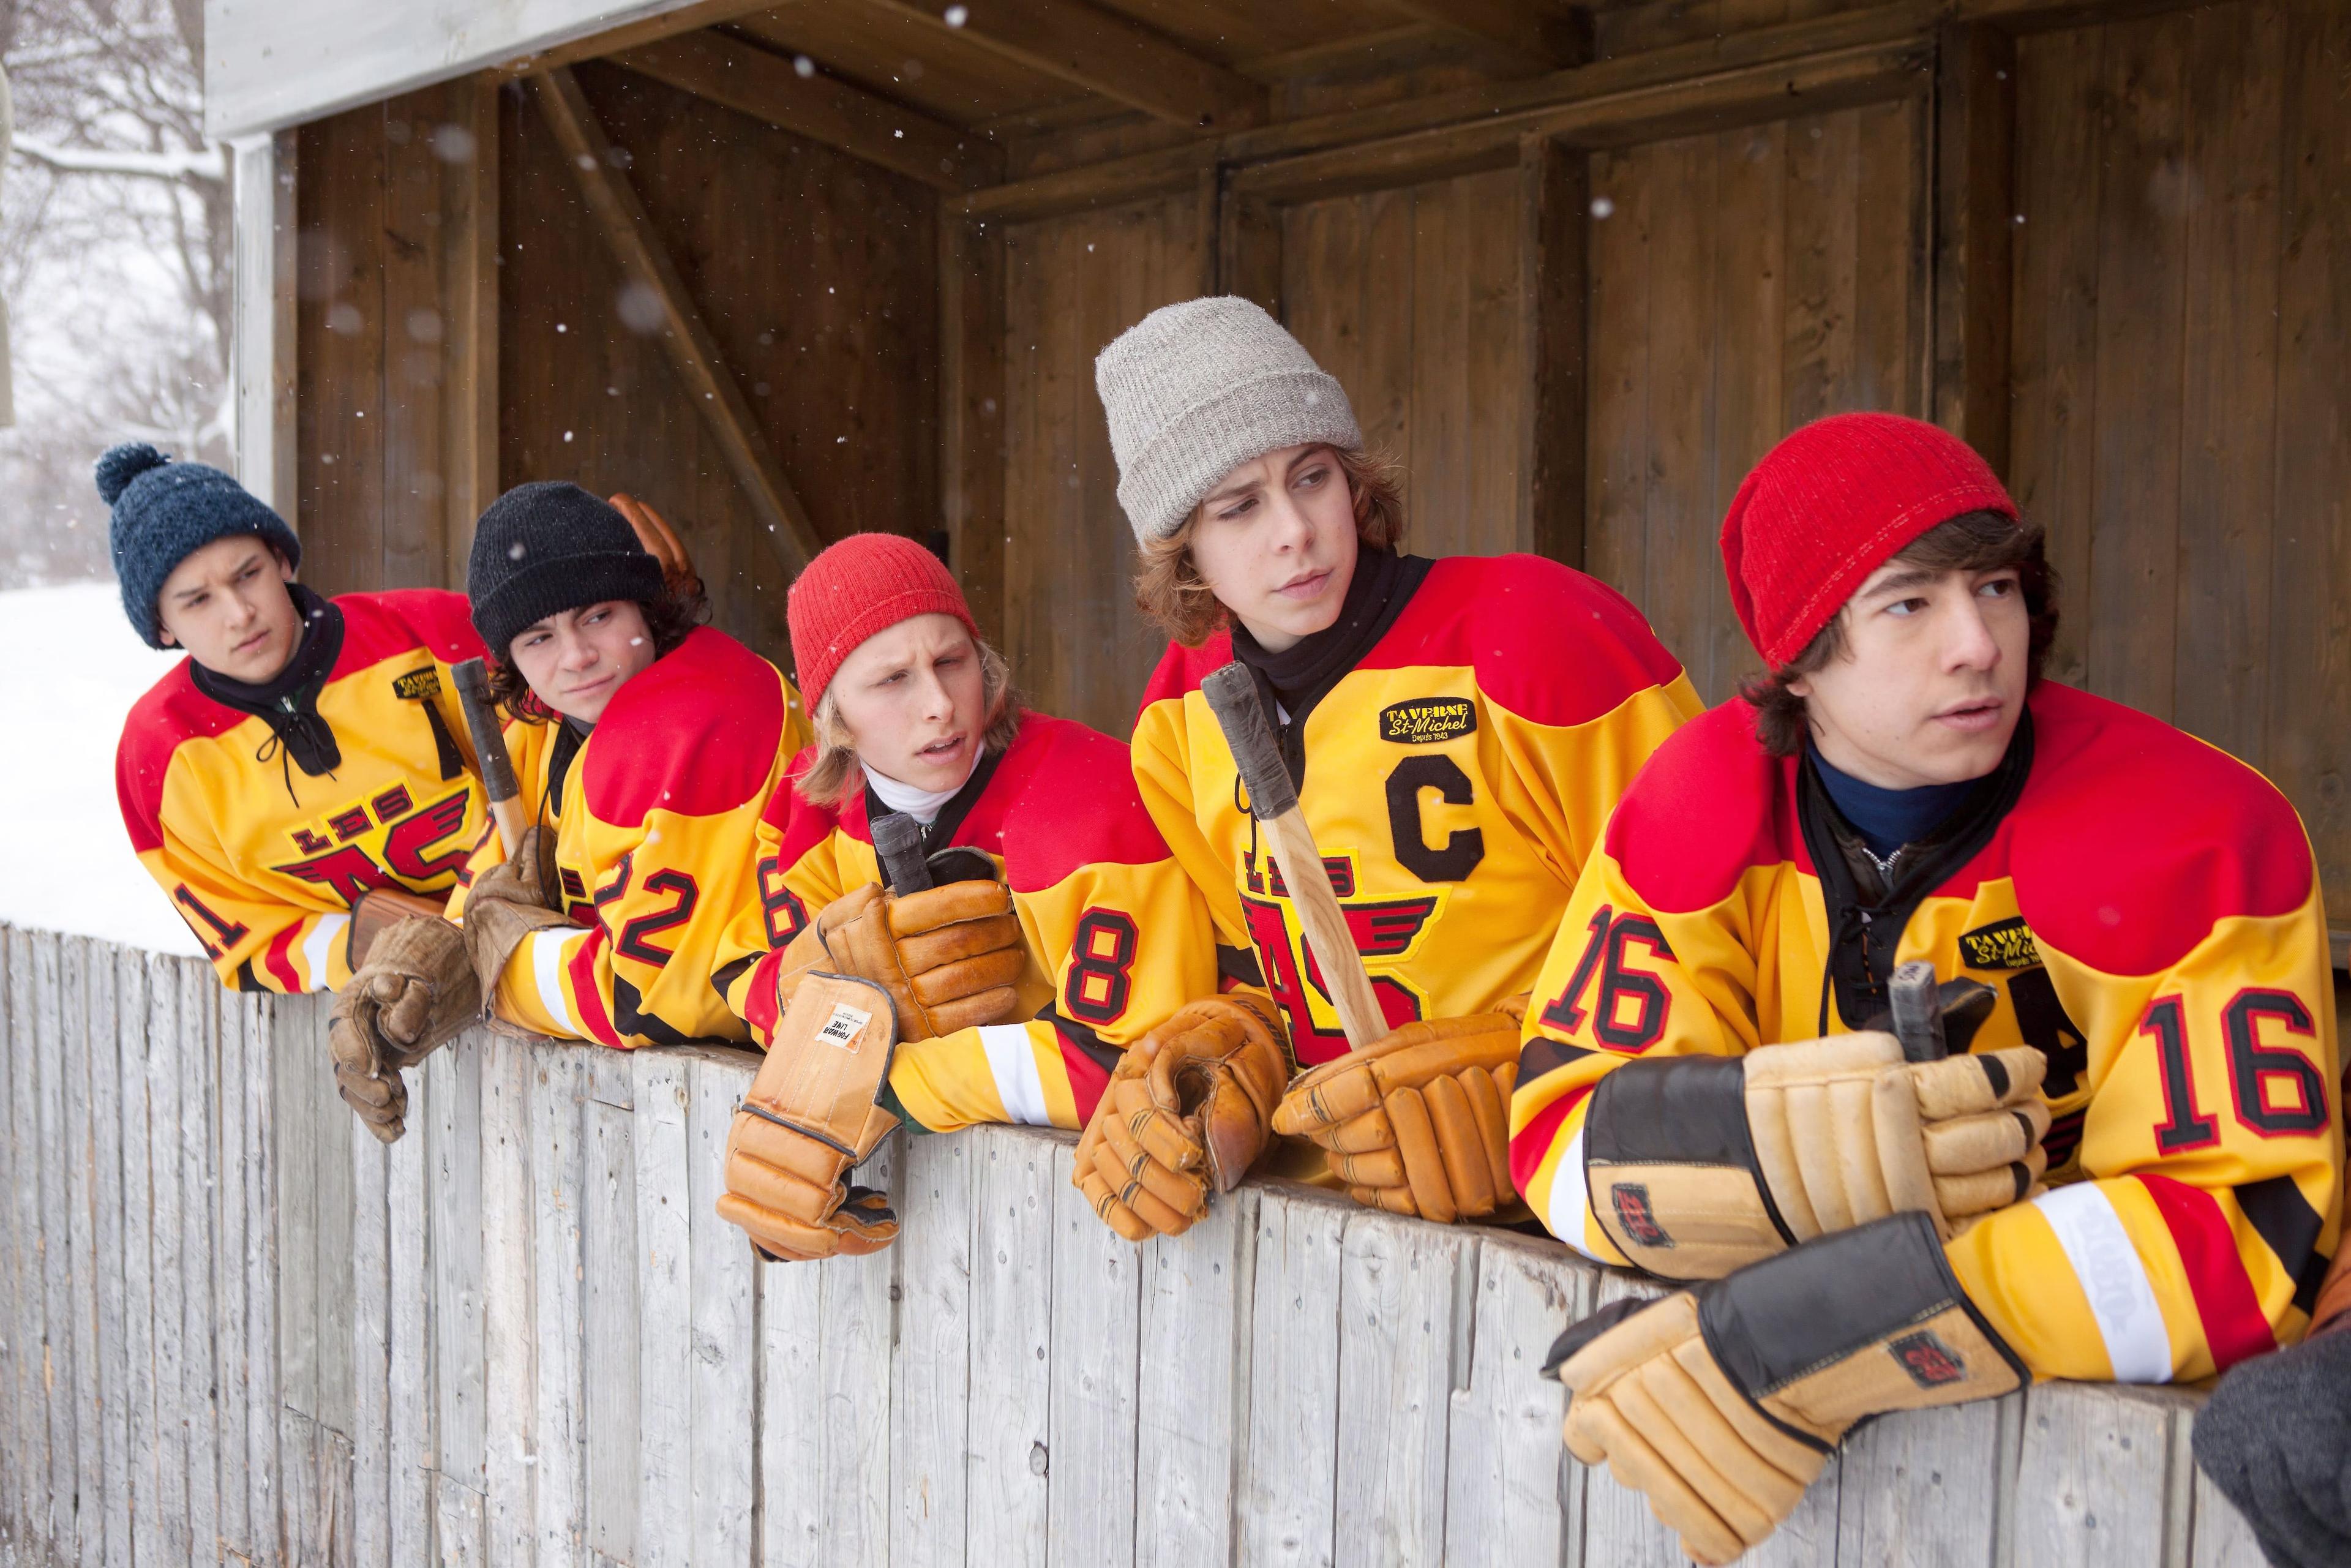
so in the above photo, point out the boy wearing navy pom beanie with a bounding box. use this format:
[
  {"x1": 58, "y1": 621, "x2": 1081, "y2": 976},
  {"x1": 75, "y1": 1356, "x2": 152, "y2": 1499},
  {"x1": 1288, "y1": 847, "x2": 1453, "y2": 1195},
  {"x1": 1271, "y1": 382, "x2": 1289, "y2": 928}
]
[{"x1": 105, "y1": 441, "x2": 493, "y2": 1035}]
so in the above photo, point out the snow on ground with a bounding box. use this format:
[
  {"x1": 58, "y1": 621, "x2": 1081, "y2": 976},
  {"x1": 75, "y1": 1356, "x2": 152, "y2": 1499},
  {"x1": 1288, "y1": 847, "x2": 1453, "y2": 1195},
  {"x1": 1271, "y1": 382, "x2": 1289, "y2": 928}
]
[{"x1": 0, "y1": 580, "x2": 202, "y2": 955}]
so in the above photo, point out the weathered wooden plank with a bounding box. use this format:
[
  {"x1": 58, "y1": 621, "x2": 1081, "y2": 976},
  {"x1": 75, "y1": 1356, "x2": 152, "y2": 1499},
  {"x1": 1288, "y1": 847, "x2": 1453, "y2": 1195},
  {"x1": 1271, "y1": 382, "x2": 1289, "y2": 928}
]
[
  {"x1": 244, "y1": 989, "x2": 283, "y2": 1568},
  {"x1": 890, "y1": 1133, "x2": 974, "y2": 1568},
  {"x1": 965, "y1": 1130, "x2": 1055, "y2": 1568},
  {"x1": 1045, "y1": 1137, "x2": 1141, "y2": 1568},
  {"x1": 350, "y1": 1054, "x2": 394, "y2": 1568},
  {"x1": 1238, "y1": 1186, "x2": 1348, "y2": 1568},
  {"x1": 113, "y1": 953, "x2": 159, "y2": 1567},
  {"x1": 631, "y1": 1050, "x2": 694, "y2": 1568},
  {"x1": 60, "y1": 940, "x2": 103, "y2": 1568},
  {"x1": 1584, "y1": 143, "x2": 1655, "y2": 631},
  {"x1": 939, "y1": 216, "x2": 1008, "y2": 645},
  {"x1": 481, "y1": 1035, "x2": 538, "y2": 1567},
  {"x1": 1134, "y1": 1189, "x2": 1257, "y2": 1568},
  {"x1": 686, "y1": 1052, "x2": 757, "y2": 1568},
  {"x1": 211, "y1": 981, "x2": 253, "y2": 1566},
  {"x1": 31, "y1": 934, "x2": 76, "y2": 1556},
  {"x1": 1830, "y1": 1395, "x2": 2008, "y2": 1566},
  {"x1": 2010, "y1": 1381, "x2": 2186, "y2": 1565},
  {"x1": 2085, "y1": 9, "x2": 2192, "y2": 721},
  {"x1": 1709, "y1": 117, "x2": 1786, "y2": 700},
  {"x1": 1444, "y1": 1233, "x2": 1586, "y2": 1567},
  {"x1": 2191, "y1": 1450, "x2": 2271, "y2": 1568},
  {"x1": 1524, "y1": 133, "x2": 1590, "y2": 568},
  {"x1": 180, "y1": 964, "x2": 223, "y2": 1568},
  {"x1": 583, "y1": 1094, "x2": 640, "y2": 1566},
  {"x1": 0, "y1": 931, "x2": 22, "y2": 1551},
  {"x1": 1334, "y1": 1206, "x2": 1465, "y2": 1564},
  {"x1": 382, "y1": 1029, "x2": 433, "y2": 1568},
  {"x1": 756, "y1": 1189, "x2": 828, "y2": 1568},
  {"x1": 822, "y1": 1138, "x2": 899, "y2": 1568},
  {"x1": 530, "y1": 1045, "x2": 587, "y2": 1568},
  {"x1": 1637, "y1": 132, "x2": 1723, "y2": 704},
  {"x1": 429, "y1": 1042, "x2": 488, "y2": 1567}
]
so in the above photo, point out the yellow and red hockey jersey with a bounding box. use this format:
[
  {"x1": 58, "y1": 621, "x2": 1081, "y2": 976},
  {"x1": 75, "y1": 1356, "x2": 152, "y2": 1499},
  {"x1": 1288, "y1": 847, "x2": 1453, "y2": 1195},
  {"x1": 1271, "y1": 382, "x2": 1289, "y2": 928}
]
[
  {"x1": 116, "y1": 588, "x2": 488, "y2": 992},
  {"x1": 724, "y1": 711, "x2": 1222, "y2": 1133},
  {"x1": 1511, "y1": 683, "x2": 2342, "y2": 1384},
  {"x1": 447, "y1": 627, "x2": 811, "y2": 1049},
  {"x1": 1131, "y1": 553, "x2": 1699, "y2": 1064}
]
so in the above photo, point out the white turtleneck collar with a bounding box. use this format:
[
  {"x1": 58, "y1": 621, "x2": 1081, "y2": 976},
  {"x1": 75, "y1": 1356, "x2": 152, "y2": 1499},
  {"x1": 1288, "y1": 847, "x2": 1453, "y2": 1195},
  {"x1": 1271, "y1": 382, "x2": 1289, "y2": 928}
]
[{"x1": 864, "y1": 763, "x2": 966, "y2": 826}]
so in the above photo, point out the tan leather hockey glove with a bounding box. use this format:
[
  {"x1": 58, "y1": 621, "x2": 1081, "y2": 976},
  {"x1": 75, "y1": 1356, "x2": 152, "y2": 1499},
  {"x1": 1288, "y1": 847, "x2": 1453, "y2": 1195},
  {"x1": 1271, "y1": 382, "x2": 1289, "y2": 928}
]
[
  {"x1": 767, "y1": 869, "x2": 1026, "y2": 1040},
  {"x1": 1270, "y1": 999, "x2": 1526, "y2": 1224},
  {"x1": 716, "y1": 972, "x2": 903, "y2": 1262},
  {"x1": 329, "y1": 913, "x2": 478, "y2": 1142},
  {"x1": 1073, "y1": 996, "x2": 1287, "y2": 1241},
  {"x1": 609, "y1": 493, "x2": 702, "y2": 602},
  {"x1": 459, "y1": 825, "x2": 576, "y2": 1009},
  {"x1": 345, "y1": 885, "x2": 451, "y2": 970},
  {"x1": 1580, "y1": 1032, "x2": 2049, "y2": 1279},
  {"x1": 1548, "y1": 1212, "x2": 2025, "y2": 1565}
]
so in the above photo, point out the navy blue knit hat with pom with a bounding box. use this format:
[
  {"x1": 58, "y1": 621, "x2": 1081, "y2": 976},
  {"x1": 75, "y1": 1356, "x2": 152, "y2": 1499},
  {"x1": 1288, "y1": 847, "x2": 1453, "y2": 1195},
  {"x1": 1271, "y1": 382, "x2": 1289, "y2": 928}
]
[{"x1": 97, "y1": 443, "x2": 302, "y2": 649}]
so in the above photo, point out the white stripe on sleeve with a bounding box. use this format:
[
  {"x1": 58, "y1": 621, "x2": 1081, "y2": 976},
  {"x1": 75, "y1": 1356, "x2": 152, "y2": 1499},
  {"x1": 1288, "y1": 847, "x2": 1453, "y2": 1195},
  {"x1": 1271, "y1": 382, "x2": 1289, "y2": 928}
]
[
  {"x1": 1545, "y1": 1118, "x2": 1607, "y2": 1262},
  {"x1": 531, "y1": 928, "x2": 584, "y2": 1038},
  {"x1": 979, "y1": 1023, "x2": 1051, "y2": 1126},
  {"x1": 304, "y1": 913, "x2": 350, "y2": 992},
  {"x1": 2033, "y1": 1183, "x2": 2173, "y2": 1384}
]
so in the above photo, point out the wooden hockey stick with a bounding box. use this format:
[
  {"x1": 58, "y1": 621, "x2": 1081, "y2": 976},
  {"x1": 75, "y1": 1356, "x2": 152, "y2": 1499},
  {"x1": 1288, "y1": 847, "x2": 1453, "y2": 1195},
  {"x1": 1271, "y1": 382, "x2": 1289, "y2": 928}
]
[
  {"x1": 452, "y1": 658, "x2": 527, "y2": 857},
  {"x1": 1201, "y1": 662, "x2": 1386, "y2": 1051}
]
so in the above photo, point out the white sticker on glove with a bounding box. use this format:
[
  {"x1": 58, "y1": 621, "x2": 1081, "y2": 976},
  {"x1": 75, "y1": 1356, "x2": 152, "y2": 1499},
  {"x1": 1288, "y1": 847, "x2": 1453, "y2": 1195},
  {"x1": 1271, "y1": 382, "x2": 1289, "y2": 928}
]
[{"x1": 817, "y1": 1002, "x2": 872, "y2": 1050}]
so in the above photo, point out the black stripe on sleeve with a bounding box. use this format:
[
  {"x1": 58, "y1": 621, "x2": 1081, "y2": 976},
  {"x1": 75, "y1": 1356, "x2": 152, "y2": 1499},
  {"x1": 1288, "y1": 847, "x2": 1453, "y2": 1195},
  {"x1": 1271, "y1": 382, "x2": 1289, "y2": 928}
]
[
  {"x1": 1039, "y1": 1001, "x2": 1123, "y2": 1080},
  {"x1": 710, "y1": 953, "x2": 759, "y2": 1004},
  {"x1": 2237, "y1": 1174, "x2": 2328, "y2": 1319}
]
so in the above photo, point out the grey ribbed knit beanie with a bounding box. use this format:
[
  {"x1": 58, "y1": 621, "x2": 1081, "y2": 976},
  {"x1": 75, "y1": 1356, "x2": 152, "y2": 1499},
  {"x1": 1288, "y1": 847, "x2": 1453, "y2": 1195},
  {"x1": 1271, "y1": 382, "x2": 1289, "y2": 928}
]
[{"x1": 1093, "y1": 297, "x2": 1361, "y2": 544}]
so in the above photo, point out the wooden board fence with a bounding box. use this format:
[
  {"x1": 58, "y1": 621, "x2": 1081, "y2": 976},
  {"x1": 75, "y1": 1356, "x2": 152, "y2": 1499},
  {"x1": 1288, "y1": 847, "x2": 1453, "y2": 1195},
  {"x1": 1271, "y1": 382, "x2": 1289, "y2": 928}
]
[{"x1": 0, "y1": 926, "x2": 2278, "y2": 1567}]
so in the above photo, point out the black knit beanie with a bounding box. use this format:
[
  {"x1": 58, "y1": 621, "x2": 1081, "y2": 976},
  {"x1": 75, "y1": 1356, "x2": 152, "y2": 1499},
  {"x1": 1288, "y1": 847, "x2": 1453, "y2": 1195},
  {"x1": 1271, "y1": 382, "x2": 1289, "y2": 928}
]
[
  {"x1": 467, "y1": 482, "x2": 664, "y2": 656},
  {"x1": 98, "y1": 442, "x2": 304, "y2": 649}
]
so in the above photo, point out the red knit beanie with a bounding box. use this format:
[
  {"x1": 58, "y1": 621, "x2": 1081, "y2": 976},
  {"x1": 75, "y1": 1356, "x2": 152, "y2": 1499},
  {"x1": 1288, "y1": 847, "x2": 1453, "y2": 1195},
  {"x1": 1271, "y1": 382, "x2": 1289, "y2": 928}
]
[
  {"x1": 788, "y1": 533, "x2": 980, "y2": 708},
  {"x1": 1720, "y1": 413, "x2": 2019, "y2": 669}
]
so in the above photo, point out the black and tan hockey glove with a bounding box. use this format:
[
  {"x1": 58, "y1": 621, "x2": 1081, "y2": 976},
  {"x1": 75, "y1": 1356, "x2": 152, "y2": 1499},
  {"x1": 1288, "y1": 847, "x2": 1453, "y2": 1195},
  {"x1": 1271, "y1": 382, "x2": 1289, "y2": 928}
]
[
  {"x1": 717, "y1": 972, "x2": 903, "y2": 1262},
  {"x1": 330, "y1": 913, "x2": 477, "y2": 1142},
  {"x1": 765, "y1": 850, "x2": 1026, "y2": 1039},
  {"x1": 458, "y1": 826, "x2": 576, "y2": 1019},
  {"x1": 1073, "y1": 996, "x2": 1287, "y2": 1241},
  {"x1": 1577, "y1": 1029, "x2": 2049, "y2": 1280},
  {"x1": 1271, "y1": 999, "x2": 1525, "y2": 1224},
  {"x1": 1548, "y1": 1212, "x2": 2026, "y2": 1566}
]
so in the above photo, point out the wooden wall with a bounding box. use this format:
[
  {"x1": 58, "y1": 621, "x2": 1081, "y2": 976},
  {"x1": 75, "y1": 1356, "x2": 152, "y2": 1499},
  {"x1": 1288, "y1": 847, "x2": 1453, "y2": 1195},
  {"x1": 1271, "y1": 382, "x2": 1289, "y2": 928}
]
[
  {"x1": 2007, "y1": 0, "x2": 2351, "y2": 929},
  {"x1": 500, "y1": 62, "x2": 940, "y2": 664}
]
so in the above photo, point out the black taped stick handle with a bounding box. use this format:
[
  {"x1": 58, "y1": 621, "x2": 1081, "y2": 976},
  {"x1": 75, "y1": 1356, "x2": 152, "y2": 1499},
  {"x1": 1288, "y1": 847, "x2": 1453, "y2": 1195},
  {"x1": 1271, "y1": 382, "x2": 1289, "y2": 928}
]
[
  {"x1": 1201, "y1": 662, "x2": 1297, "y2": 820},
  {"x1": 452, "y1": 657, "x2": 525, "y2": 856},
  {"x1": 872, "y1": 811, "x2": 932, "y2": 895},
  {"x1": 1889, "y1": 961, "x2": 1946, "y2": 1063}
]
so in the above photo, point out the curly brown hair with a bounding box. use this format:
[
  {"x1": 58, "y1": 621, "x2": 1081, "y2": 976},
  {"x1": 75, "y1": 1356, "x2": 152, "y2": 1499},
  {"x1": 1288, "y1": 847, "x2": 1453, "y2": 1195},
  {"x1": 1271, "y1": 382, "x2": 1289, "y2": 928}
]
[
  {"x1": 1738, "y1": 511, "x2": 2060, "y2": 758},
  {"x1": 1132, "y1": 445, "x2": 1407, "y2": 647},
  {"x1": 486, "y1": 581, "x2": 711, "y2": 724}
]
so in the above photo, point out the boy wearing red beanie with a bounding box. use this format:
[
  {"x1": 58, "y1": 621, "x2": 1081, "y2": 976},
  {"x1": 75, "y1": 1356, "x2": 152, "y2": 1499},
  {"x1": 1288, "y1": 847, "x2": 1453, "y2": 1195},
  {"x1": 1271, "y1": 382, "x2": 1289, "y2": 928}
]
[
  {"x1": 710, "y1": 533, "x2": 1241, "y2": 1262},
  {"x1": 1511, "y1": 413, "x2": 2341, "y2": 1564}
]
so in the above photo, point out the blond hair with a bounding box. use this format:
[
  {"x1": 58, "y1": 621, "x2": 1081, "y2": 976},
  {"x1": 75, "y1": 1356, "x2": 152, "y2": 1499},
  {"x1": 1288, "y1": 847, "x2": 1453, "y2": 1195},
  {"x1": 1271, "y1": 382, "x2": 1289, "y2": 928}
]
[
  {"x1": 1131, "y1": 445, "x2": 1406, "y2": 647},
  {"x1": 796, "y1": 638, "x2": 1024, "y2": 810}
]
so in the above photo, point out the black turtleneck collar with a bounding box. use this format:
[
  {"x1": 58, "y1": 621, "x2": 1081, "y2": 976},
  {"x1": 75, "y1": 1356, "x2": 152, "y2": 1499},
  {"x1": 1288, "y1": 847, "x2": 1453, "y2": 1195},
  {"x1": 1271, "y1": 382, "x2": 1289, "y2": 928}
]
[
  {"x1": 192, "y1": 582, "x2": 345, "y2": 781},
  {"x1": 1229, "y1": 546, "x2": 1431, "y2": 789}
]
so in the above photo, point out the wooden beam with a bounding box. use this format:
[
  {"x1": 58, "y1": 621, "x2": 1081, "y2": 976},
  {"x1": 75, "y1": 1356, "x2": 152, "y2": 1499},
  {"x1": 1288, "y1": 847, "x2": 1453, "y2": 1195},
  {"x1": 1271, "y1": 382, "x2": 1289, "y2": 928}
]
[
  {"x1": 953, "y1": 141, "x2": 1217, "y2": 222},
  {"x1": 1931, "y1": 22, "x2": 2015, "y2": 476},
  {"x1": 492, "y1": 0, "x2": 777, "y2": 75},
  {"x1": 231, "y1": 129, "x2": 299, "y2": 518},
  {"x1": 610, "y1": 31, "x2": 1000, "y2": 192},
  {"x1": 939, "y1": 217, "x2": 1007, "y2": 646},
  {"x1": 1381, "y1": 0, "x2": 1594, "y2": 72},
  {"x1": 530, "y1": 67, "x2": 826, "y2": 574},
  {"x1": 860, "y1": 0, "x2": 1266, "y2": 132},
  {"x1": 1520, "y1": 133, "x2": 1588, "y2": 569}
]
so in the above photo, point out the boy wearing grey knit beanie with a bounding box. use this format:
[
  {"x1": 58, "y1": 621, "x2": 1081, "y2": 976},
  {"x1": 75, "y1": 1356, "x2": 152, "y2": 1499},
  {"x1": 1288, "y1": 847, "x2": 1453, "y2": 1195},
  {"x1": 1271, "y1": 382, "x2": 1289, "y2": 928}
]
[{"x1": 1074, "y1": 297, "x2": 1702, "y2": 1241}]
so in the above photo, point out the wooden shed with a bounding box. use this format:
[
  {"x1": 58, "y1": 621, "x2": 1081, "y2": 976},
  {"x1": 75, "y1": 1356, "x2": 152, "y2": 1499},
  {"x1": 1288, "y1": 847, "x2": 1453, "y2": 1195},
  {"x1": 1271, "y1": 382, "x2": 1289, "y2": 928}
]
[{"x1": 205, "y1": 0, "x2": 2351, "y2": 965}]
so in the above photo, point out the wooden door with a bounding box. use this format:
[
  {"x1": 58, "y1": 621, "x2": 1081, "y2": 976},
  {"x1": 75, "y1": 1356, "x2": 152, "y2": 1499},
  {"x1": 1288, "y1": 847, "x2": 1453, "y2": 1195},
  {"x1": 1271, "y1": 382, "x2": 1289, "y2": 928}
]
[
  {"x1": 2007, "y1": 0, "x2": 2351, "y2": 933},
  {"x1": 1581, "y1": 93, "x2": 1930, "y2": 705},
  {"x1": 999, "y1": 192, "x2": 1212, "y2": 739},
  {"x1": 1278, "y1": 163, "x2": 1534, "y2": 561}
]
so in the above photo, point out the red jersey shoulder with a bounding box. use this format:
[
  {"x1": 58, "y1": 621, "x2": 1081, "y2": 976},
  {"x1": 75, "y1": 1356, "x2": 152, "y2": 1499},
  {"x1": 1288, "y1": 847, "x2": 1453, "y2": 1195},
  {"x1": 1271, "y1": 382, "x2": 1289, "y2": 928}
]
[
  {"x1": 583, "y1": 628, "x2": 786, "y2": 825},
  {"x1": 769, "y1": 748, "x2": 846, "y2": 872},
  {"x1": 1136, "y1": 631, "x2": 1235, "y2": 716},
  {"x1": 118, "y1": 657, "x2": 243, "y2": 853},
  {"x1": 987, "y1": 713, "x2": 1174, "y2": 893},
  {"x1": 1602, "y1": 702, "x2": 1798, "y2": 914},
  {"x1": 1367, "y1": 555, "x2": 1687, "y2": 727},
  {"x1": 334, "y1": 588, "x2": 482, "y2": 671},
  {"x1": 2009, "y1": 683, "x2": 2314, "y2": 975}
]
